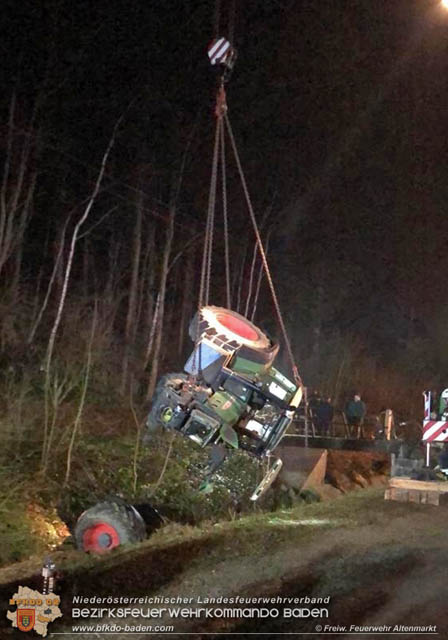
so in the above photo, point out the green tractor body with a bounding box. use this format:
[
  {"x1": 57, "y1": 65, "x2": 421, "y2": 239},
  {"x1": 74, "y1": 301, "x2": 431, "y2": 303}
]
[{"x1": 146, "y1": 307, "x2": 302, "y2": 496}]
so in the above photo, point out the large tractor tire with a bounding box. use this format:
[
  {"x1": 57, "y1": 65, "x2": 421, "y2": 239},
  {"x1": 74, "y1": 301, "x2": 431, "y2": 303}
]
[
  {"x1": 74, "y1": 500, "x2": 147, "y2": 553},
  {"x1": 189, "y1": 306, "x2": 279, "y2": 367},
  {"x1": 190, "y1": 306, "x2": 270, "y2": 350}
]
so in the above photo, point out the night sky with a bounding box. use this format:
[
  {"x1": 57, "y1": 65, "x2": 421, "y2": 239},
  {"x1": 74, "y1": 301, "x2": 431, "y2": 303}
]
[{"x1": 3, "y1": 0, "x2": 448, "y2": 393}]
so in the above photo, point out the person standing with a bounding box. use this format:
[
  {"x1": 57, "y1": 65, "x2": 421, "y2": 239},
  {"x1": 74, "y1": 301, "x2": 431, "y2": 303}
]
[
  {"x1": 307, "y1": 390, "x2": 321, "y2": 436},
  {"x1": 308, "y1": 390, "x2": 321, "y2": 413},
  {"x1": 314, "y1": 397, "x2": 334, "y2": 437},
  {"x1": 345, "y1": 394, "x2": 366, "y2": 438}
]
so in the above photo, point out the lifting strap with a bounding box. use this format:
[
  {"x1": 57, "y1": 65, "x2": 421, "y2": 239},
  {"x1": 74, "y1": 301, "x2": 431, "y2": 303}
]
[
  {"x1": 220, "y1": 105, "x2": 231, "y2": 309},
  {"x1": 198, "y1": 85, "x2": 229, "y2": 311},
  {"x1": 194, "y1": 83, "x2": 230, "y2": 379},
  {"x1": 198, "y1": 77, "x2": 302, "y2": 388},
  {"x1": 223, "y1": 110, "x2": 303, "y2": 388}
]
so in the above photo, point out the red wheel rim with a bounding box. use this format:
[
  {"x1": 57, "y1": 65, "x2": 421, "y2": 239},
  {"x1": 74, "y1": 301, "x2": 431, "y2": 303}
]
[
  {"x1": 82, "y1": 523, "x2": 120, "y2": 553},
  {"x1": 216, "y1": 313, "x2": 259, "y2": 341}
]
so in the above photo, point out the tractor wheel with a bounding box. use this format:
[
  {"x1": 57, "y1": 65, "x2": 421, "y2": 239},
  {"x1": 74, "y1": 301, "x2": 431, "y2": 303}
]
[
  {"x1": 74, "y1": 500, "x2": 146, "y2": 553},
  {"x1": 189, "y1": 306, "x2": 273, "y2": 353}
]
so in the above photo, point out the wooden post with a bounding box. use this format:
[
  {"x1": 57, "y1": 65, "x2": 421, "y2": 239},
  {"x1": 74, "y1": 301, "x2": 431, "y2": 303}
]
[
  {"x1": 304, "y1": 386, "x2": 309, "y2": 448},
  {"x1": 426, "y1": 442, "x2": 431, "y2": 467},
  {"x1": 385, "y1": 409, "x2": 393, "y2": 440},
  {"x1": 342, "y1": 410, "x2": 350, "y2": 438}
]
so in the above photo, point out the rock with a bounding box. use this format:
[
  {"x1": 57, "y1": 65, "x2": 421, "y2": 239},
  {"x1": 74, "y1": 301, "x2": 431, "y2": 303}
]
[
  {"x1": 351, "y1": 471, "x2": 369, "y2": 488},
  {"x1": 368, "y1": 474, "x2": 389, "y2": 487},
  {"x1": 326, "y1": 470, "x2": 357, "y2": 493},
  {"x1": 316, "y1": 484, "x2": 344, "y2": 501}
]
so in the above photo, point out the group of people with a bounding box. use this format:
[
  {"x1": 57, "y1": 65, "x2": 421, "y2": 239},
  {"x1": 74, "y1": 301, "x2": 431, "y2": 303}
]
[
  {"x1": 307, "y1": 391, "x2": 366, "y2": 438},
  {"x1": 308, "y1": 392, "x2": 334, "y2": 436}
]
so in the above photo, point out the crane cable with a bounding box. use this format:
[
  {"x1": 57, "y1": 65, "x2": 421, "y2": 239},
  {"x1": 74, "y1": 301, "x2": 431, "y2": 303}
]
[
  {"x1": 223, "y1": 110, "x2": 303, "y2": 389},
  {"x1": 198, "y1": 106, "x2": 220, "y2": 309},
  {"x1": 214, "y1": 0, "x2": 235, "y2": 43},
  {"x1": 198, "y1": 85, "x2": 302, "y2": 387},
  {"x1": 193, "y1": 86, "x2": 229, "y2": 379},
  {"x1": 202, "y1": 2, "x2": 302, "y2": 387},
  {"x1": 250, "y1": 229, "x2": 272, "y2": 323},
  {"x1": 198, "y1": 83, "x2": 231, "y2": 311},
  {"x1": 213, "y1": 0, "x2": 221, "y2": 38},
  {"x1": 220, "y1": 105, "x2": 231, "y2": 309}
]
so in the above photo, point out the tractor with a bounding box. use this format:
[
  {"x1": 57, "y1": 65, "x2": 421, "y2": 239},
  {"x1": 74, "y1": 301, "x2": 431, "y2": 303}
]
[
  {"x1": 73, "y1": 306, "x2": 302, "y2": 553},
  {"x1": 146, "y1": 306, "x2": 302, "y2": 494}
]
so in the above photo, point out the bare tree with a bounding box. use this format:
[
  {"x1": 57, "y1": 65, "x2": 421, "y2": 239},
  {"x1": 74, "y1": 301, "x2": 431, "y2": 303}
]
[
  {"x1": 121, "y1": 185, "x2": 144, "y2": 395},
  {"x1": 41, "y1": 117, "x2": 122, "y2": 471},
  {"x1": 145, "y1": 204, "x2": 175, "y2": 401},
  {"x1": 0, "y1": 91, "x2": 37, "y2": 279},
  {"x1": 64, "y1": 299, "x2": 98, "y2": 486},
  {"x1": 144, "y1": 121, "x2": 197, "y2": 401},
  {"x1": 142, "y1": 222, "x2": 156, "y2": 351},
  {"x1": 177, "y1": 244, "x2": 195, "y2": 358},
  {"x1": 27, "y1": 214, "x2": 70, "y2": 345}
]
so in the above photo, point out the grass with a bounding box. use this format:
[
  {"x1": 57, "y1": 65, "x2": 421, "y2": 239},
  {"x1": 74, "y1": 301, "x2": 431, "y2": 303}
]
[
  {"x1": 0, "y1": 387, "x2": 412, "y2": 577},
  {"x1": 0, "y1": 487, "x2": 386, "y2": 584},
  {"x1": 3, "y1": 483, "x2": 438, "y2": 640},
  {"x1": 0, "y1": 425, "x2": 272, "y2": 571}
]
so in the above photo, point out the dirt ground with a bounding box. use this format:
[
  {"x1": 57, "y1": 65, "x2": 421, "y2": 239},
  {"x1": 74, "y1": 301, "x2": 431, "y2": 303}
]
[
  {"x1": 325, "y1": 449, "x2": 390, "y2": 492},
  {"x1": 1, "y1": 482, "x2": 447, "y2": 640},
  {"x1": 138, "y1": 491, "x2": 447, "y2": 639}
]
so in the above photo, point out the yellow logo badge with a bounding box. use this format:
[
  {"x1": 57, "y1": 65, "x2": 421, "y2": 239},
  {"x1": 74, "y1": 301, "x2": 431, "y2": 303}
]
[{"x1": 7, "y1": 587, "x2": 62, "y2": 637}]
